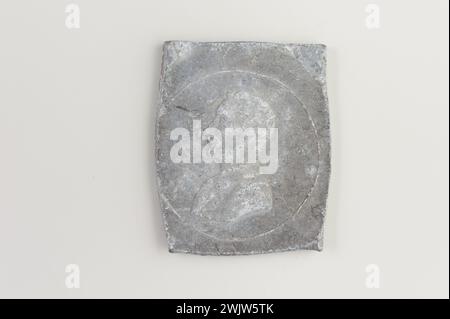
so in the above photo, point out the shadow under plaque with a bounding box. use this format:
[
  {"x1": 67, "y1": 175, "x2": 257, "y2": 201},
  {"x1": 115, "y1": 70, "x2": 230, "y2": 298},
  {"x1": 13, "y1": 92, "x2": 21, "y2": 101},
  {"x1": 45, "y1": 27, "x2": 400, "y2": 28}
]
[{"x1": 156, "y1": 41, "x2": 330, "y2": 255}]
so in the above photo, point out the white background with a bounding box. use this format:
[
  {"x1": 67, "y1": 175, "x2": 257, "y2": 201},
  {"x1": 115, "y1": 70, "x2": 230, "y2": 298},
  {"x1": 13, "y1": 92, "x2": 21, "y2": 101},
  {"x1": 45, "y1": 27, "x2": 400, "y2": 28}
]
[{"x1": 0, "y1": 0, "x2": 448, "y2": 298}]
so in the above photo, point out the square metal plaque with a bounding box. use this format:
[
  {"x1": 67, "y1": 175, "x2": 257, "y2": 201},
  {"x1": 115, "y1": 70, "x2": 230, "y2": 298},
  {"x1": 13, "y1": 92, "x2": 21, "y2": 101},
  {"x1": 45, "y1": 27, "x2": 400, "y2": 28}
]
[{"x1": 156, "y1": 41, "x2": 330, "y2": 255}]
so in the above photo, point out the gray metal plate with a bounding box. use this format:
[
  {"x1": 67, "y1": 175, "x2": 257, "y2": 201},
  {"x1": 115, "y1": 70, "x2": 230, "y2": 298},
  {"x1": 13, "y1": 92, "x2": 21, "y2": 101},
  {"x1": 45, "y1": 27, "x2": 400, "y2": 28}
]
[{"x1": 156, "y1": 41, "x2": 330, "y2": 255}]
